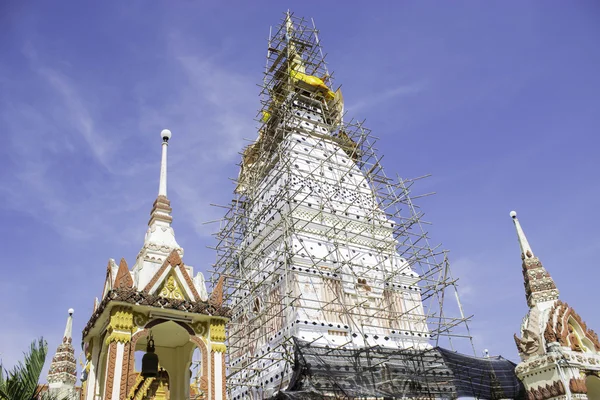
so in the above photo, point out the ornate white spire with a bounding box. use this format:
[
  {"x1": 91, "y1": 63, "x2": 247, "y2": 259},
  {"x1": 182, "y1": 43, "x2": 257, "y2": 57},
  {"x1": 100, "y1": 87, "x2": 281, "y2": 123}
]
[
  {"x1": 132, "y1": 129, "x2": 182, "y2": 289},
  {"x1": 148, "y1": 129, "x2": 176, "y2": 229},
  {"x1": 158, "y1": 129, "x2": 170, "y2": 197},
  {"x1": 144, "y1": 129, "x2": 179, "y2": 245},
  {"x1": 63, "y1": 308, "x2": 74, "y2": 339},
  {"x1": 510, "y1": 211, "x2": 534, "y2": 259},
  {"x1": 509, "y1": 211, "x2": 558, "y2": 307},
  {"x1": 47, "y1": 309, "x2": 77, "y2": 395}
]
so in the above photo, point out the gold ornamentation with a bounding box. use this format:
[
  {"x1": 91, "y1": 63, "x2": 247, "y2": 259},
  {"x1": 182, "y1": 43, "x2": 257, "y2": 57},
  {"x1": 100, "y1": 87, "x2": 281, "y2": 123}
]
[
  {"x1": 132, "y1": 312, "x2": 148, "y2": 328},
  {"x1": 105, "y1": 306, "x2": 134, "y2": 344},
  {"x1": 158, "y1": 274, "x2": 185, "y2": 300},
  {"x1": 210, "y1": 318, "x2": 226, "y2": 342},
  {"x1": 142, "y1": 249, "x2": 202, "y2": 301},
  {"x1": 127, "y1": 374, "x2": 144, "y2": 400},
  {"x1": 85, "y1": 340, "x2": 93, "y2": 362},
  {"x1": 212, "y1": 343, "x2": 227, "y2": 353},
  {"x1": 143, "y1": 250, "x2": 182, "y2": 293},
  {"x1": 133, "y1": 376, "x2": 155, "y2": 400},
  {"x1": 192, "y1": 321, "x2": 208, "y2": 337},
  {"x1": 127, "y1": 374, "x2": 144, "y2": 399},
  {"x1": 154, "y1": 380, "x2": 168, "y2": 400},
  {"x1": 569, "y1": 324, "x2": 586, "y2": 352}
]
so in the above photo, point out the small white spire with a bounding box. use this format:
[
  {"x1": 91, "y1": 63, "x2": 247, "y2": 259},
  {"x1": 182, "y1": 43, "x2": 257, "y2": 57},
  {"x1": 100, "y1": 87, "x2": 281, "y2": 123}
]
[
  {"x1": 158, "y1": 129, "x2": 171, "y2": 197},
  {"x1": 510, "y1": 211, "x2": 534, "y2": 258},
  {"x1": 47, "y1": 308, "x2": 77, "y2": 392},
  {"x1": 63, "y1": 308, "x2": 74, "y2": 340},
  {"x1": 132, "y1": 128, "x2": 181, "y2": 278}
]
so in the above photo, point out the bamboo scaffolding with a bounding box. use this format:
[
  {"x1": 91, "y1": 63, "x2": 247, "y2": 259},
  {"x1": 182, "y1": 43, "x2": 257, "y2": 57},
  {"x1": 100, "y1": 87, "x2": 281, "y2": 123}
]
[{"x1": 208, "y1": 12, "x2": 476, "y2": 398}]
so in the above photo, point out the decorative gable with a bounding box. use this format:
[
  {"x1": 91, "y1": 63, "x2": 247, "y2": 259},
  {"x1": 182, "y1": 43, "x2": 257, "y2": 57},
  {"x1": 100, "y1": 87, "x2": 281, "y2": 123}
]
[
  {"x1": 143, "y1": 250, "x2": 201, "y2": 302},
  {"x1": 114, "y1": 258, "x2": 133, "y2": 289},
  {"x1": 543, "y1": 300, "x2": 600, "y2": 352},
  {"x1": 157, "y1": 272, "x2": 187, "y2": 300},
  {"x1": 209, "y1": 276, "x2": 225, "y2": 307},
  {"x1": 102, "y1": 259, "x2": 119, "y2": 299}
]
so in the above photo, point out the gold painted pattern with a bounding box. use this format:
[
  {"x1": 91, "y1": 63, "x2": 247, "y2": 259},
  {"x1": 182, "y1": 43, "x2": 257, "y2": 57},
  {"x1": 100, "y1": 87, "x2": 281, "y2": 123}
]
[
  {"x1": 212, "y1": 343, "x2": 227, "y2": 353},
  {"x1": 158, "y1": 274, "x2": 185, "y2": 300},
  {"x1": 105, "y1": 307, "x2": 134, "y2": 345},
  {"x1": 210, "y1": 319, "x2": 226, "y2": 342}
]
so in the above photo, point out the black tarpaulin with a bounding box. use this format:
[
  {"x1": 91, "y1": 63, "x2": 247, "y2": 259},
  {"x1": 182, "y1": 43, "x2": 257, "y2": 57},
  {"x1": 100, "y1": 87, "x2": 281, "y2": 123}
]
[
  {"x1": 437, "y1": 347, "x2": 524, "y2": 399},
  {"x1": 277, "y1": 338, "x2": 524, "y2": 399}
]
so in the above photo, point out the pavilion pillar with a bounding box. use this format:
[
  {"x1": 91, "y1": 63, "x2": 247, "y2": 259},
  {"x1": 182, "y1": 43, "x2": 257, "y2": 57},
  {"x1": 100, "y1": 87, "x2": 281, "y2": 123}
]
[
  {"x1": 101, "y1": 306, "x2": 135, "y2": 400},
  {"x1": 210, "y1": 318, "x2": 227, "y2": 400}
]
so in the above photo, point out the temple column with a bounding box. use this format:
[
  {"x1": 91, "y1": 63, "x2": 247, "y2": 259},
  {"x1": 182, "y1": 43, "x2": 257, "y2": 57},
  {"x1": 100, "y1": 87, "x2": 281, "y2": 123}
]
[
  {"x1": 83, "y1": 337, "x2": 100, "y2": 400},
  {"x1": 101, "y1": 306, "x2": 135, "y2": 400},
  {"x1": 210, "y1": 318, "x2": 227, "y2": 400},
  {"x1": 211, "y1": 347, "x2": 227, "y2": 400}
]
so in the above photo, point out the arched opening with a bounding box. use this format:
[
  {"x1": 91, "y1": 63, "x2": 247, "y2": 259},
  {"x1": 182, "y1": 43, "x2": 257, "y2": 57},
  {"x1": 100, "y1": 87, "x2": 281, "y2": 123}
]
[
  {"x1": 188, "y1": 336, "x2": 209, "y2": 400},
  {"x1": 587, "y1": 375, "x2": 600, "y2": 400},
  {"x1": 188, "y1": 347, "x2": 205, "y2": 399},
  {"x1": 96, "y1": 345, "x2": 109, "y2": 398},
  {"x1": 133, "y1": 320, "x2": 197, "y2": 400},
  {"x1": 133, "y1": 350, "x2": 145, "y2": 374}
]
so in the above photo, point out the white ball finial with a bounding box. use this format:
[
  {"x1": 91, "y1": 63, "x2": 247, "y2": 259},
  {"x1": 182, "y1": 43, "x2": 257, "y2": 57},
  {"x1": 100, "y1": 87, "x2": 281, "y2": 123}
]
[
  {"x1": 161, "y1": 129, "x2": 172, "y2": 141},
  {"x1": 68, "y1": 308, "x2": 74, "y2": 315},
  {"x1": 510, "y1": 211, "x2": 517, "y2": 219}
]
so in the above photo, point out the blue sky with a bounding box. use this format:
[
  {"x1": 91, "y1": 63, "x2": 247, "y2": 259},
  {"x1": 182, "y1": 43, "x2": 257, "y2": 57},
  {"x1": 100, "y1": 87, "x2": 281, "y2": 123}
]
[{"x1": 1, "y1": 1, "x2": 599, "y2": 378}]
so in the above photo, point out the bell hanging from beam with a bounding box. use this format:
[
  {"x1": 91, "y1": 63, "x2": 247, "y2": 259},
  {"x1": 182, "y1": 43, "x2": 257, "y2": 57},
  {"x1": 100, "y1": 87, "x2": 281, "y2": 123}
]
[{"x1": 141, "y1": 332, "x2": 159, "y2": 378}]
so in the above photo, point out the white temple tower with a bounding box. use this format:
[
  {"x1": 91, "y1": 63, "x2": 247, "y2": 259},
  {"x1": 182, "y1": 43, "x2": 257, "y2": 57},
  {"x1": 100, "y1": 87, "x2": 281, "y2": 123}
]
[
  {"x1": 213, "y1": 13, "x2": 469, "y2": 399},
  {"x1": 47, "y1": 308, "x2": 78, "y2": 399},
  {"x1": 511, "y1": 212, "x2": 600, "y2": 400},
  {"x1": 80, "y1": 130, "x2": 229, "y2": 400}
]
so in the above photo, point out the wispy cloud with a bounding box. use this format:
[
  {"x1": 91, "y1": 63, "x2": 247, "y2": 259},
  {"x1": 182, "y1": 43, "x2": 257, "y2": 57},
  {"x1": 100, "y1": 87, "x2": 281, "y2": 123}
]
[
  {"x1": 1, "y1": 33, "x2": 258, "y2": 247},
  {"x1": 0, "y1": 57, "x2": 131, "y2": 242},
  {"x1": 347, "y1": 81, "x2": 426, "y2": 113},
  {"x1": 135, "y1": 32, "x2": 258, "y2": 239},
  {"x1": 0, "y1": 28, "x2": 262, "y2": 376},
  {"x1": 37, "y1": 68, "x2": 114, "y2": 170}
]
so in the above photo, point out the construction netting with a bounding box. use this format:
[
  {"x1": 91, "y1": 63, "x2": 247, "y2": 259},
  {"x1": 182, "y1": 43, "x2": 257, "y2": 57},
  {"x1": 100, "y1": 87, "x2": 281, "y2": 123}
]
[{"x1": 276, "y1": 338, "x2": 524, "y2": 399}]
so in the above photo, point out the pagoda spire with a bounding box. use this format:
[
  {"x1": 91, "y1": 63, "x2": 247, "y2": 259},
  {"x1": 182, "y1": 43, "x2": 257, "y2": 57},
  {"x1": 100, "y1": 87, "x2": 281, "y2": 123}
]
[
  {"x1": 47, "y1": 309, "x2": 77, "y2": 396},
  {"x1": 144, "y1": 129, "x2": 179, "y2": 246},
  {"x1": 148, "y1": 129, "x2": 176, "y2": 229},
  {"x1": 510, "y1": 211, "x2": 534, "y2": 259},
  {"x1": 63, "y1": 307, "x2": 73, "y2": 339},
  {"x1": 509, "y1": 211, "x2": 558, "y2": 307},
  {"x1": 158, "y1": 128, "x2": 170, "y2": 197},
  {"x1": 132, "y1": 129, "x2": 182, "y2": 286}
]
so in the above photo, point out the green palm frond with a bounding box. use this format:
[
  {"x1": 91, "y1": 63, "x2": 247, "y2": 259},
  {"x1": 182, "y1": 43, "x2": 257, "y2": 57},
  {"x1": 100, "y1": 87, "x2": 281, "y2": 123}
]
[{"x1": 0, "y1": 338, "x2": 48, "y2": 400}]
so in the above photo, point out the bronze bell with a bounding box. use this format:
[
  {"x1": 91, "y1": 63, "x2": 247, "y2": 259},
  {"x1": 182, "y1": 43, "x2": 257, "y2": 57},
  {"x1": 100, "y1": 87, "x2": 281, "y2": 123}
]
[{"x1": 141, "y1": 333, "x2": 159, "y2": 378}]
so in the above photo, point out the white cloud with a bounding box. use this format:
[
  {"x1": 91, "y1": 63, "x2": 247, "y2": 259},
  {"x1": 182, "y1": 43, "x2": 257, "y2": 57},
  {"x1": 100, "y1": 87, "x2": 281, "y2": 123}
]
[
  {"x1": 347, "y1": 81, "x2": 426, "y2": 113},
  {"x1": 135, "y1": 34, "x2": 258, "y2": 239},
  {"x1": 37, "y1": 68, "x2": 114, "y2": 170}
]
